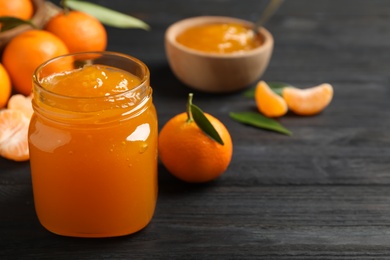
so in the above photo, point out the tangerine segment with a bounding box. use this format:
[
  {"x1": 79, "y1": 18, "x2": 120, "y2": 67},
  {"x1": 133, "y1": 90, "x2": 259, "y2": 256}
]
[
  {"x1": 282, "y1": 83, "x2": 334, "y2": 116},
  {"x1": 158, "y1": 112, "x2": 233, "y2": 183},
  {"x1": 7, "y1": 94, "x2": 34, "y2": 119},
  {"x1": 0, "y1": 109, "x2": 29, "y2": 161},
  {"x1": 255, "y1": 81, "x2": 288, "y2": 118}
]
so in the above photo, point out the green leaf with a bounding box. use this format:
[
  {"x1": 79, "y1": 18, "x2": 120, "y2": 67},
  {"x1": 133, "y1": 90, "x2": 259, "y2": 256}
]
[
  {"x1": 0, "y1": 16, "x2": 35, "y2": 32},
  {"x1": 268, "y1": 82, "x2": 292, "y2": 96},
  {"x1": 229, "y1": 111, "x2": 292, "y2": 136},
  {"x1": 243, "y1": 82, "x2": 293, "y2": 98},
  {"x1": 186, "y1": 93, "x2": 224, "y2": 145},
  {"x1": 190, "y1": 103, "x2": 224, "y2": 145},
  {"x1": 64, "y1": 0, "x2": 150, "y2": 30}
]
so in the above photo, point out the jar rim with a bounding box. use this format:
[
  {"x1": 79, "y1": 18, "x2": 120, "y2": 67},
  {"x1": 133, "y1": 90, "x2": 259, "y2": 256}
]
[{"x1": 32, "y1": 51, "x2": 150, "y2": 101}]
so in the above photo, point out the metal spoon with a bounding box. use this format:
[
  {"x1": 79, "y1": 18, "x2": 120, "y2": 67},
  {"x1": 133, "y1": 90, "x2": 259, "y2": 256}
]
[{"x1": 253, "y1": 0, "x2": 284, "y2": 33}]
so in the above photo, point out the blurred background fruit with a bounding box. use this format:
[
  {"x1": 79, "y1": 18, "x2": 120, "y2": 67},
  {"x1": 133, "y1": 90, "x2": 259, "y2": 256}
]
[
  {"x1": 0, "y1": 63, "x2": 11, "y2": 108},
  {"x1": 45, "y1": 10, "x2": 107, "y2": 53},
  {"x1": 0, "y1": 0, "x2": 46, "y2": 51},
  {"x1": 0, "y1": 0, "x2": 147, "y2": 99},
  {"x1": 2, "y1": 29, "x2": 69, "y2": 95},
  {"x1": 0, "y1": 0, "x2": 34, "y2": 20}
]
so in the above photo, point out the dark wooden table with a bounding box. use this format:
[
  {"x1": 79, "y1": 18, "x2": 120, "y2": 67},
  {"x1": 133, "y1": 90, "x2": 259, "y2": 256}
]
[{"x1": 2, "y1": 0, "x2": 390, "y2": 258}]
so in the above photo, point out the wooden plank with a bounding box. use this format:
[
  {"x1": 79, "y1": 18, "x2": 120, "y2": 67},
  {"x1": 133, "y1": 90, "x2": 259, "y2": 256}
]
[{"x1": 1, "y1": 0, "x2": 390, "y2": 258}]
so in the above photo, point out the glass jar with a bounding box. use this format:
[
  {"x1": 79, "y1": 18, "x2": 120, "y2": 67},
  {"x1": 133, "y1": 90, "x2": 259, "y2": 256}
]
[{"x1": 29, "y1": 52, "x2": 158, "y2": 237}]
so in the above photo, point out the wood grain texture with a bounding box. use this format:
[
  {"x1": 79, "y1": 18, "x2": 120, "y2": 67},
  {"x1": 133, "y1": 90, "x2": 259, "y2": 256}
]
[{"x1": 1, "y1": 0, "x2": 390, "y2": 259}]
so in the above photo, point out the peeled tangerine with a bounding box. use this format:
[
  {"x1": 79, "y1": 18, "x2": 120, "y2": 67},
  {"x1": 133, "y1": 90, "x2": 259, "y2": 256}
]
[
  {"x1": 0, "y1": 94, "x2": 33, "y2": 161},
  {"x1": 282, "y1": 83, "x2": 334, "y2": 116},
  {"x1": 7, "y1": 94, "x2": 34, "y2": 119},
  {"x1": 0, "y1": 109, "x2": 30, "y2": 161},
  {"x1": 255, "y1": 81, "x2": 288, "y2": 117}
]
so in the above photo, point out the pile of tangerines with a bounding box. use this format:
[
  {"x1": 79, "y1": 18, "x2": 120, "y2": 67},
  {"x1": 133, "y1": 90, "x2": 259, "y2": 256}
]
[
  {"x1": 0, "y1": 0, "x2": 230, "y2": 185},
  {"x1": 0, "y1": 0, "x2": 107, "y2": 161}
]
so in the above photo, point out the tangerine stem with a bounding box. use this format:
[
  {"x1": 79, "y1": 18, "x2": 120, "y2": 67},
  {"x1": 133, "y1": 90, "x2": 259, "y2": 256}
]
[
  {"x1": 186, "y1": 93, "x2": 194, "y2": 123},
  {"x1": 60, "y1": 0, "x2": 70, "y2": 14}
]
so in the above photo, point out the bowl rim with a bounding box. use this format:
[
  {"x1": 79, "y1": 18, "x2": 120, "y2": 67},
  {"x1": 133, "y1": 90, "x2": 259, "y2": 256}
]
[{"x1": 165, "y1": 15, "x2": 274, "y2": 59}]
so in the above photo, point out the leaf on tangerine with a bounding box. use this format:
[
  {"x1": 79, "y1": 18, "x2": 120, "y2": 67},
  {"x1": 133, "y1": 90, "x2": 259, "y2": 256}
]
[{"x1": 190, "y1": 103, "x2": 224, "y2": 145}]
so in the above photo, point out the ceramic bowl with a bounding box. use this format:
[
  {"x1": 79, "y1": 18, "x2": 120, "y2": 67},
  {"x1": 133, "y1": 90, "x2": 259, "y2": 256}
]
[
  {"x1": 0, "y1": 0, "x2": 47, "y2": 51},
  {"x1": 165, "y1": 16, "x2": 274, "y2": 93}
]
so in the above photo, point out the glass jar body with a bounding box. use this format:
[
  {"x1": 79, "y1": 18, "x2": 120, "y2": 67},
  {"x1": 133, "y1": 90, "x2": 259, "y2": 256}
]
[{"x1": 28, "y1": 52, "x2": 158, "y2": 237}]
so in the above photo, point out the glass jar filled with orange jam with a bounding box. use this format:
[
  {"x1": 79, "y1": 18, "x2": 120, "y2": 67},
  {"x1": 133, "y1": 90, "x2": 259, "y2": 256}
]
[
  {"x1": 29, "y1": 52, "x2": 158, "y2": 237},
  {"x1": 176, "y1": 23, "x2": 263, "y2": 54}
]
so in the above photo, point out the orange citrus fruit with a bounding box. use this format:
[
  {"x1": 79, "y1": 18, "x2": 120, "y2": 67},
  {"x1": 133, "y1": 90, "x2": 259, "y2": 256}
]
[
  {"x1": 255, "y1": 81, "x2": 287, "y2": 117},
  {"x1": 0, "y1": 63, "x2": 11, "y2": 108},
  {"x1": 159, "y1": 109, "x2": 233, "y2": 183},
  {"x1": 2, "y1": 29, "x2": 70, "y2": 96},
  {"x1": 282, "y1": 83, "x2": 334, "y2": 116},
  {"x1": 0, "y1": 109, "x2": 30, "y2": 161},
  {"x1": 45, "y1": 11, "x2": 107, "y2": 53},
  {"x1": 7, "y1": 94, "x2": 33, "y2": 119},
  {"x1": 0, "y1": 0, "x2": 33, "y2": 20}
]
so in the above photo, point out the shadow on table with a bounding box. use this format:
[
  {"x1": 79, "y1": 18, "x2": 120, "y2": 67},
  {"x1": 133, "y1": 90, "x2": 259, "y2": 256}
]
[
  {"x1": 149, "y1": 63, "x2": 191, "y2": 98},
  {"x1": 1, "y1": 194, "x2": 159, "y2": 259},
  {"x1": 157, "y1": 162, "x2": 219, "y2": 196},
  {"x1": 149, "y1": 63, "x2": 246, "y2": 99}
]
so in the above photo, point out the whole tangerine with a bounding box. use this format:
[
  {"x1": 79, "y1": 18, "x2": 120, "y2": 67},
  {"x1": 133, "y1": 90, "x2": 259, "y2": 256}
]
[
  {"x1": 0, "y1": 63, "x2": 11, "y2": 108},
  {"x1": 0, "y1": 0, "x2": 34, "y2": 20},
  {"x1": 45, "y1": 11, "x2": 107, "y2": 53},
  {"x1": 2, "y1": 30, "x2": 70, "y2": 95},
  {"x1": 158, "y1": 94, "x2": 233, "y2": 183}
]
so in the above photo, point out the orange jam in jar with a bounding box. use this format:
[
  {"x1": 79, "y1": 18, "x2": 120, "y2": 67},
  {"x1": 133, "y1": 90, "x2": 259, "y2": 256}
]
[
  {"x1": 29, "y1": 52, "x2": 158, "y2": 237},
  {"x1": 176, "y1": 23, "x2": 263, "y2": 54}
]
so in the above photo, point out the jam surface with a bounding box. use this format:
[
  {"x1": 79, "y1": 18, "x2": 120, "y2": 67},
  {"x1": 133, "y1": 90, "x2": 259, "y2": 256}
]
[{"x1": 176, "y1": 23, "x2": 263, "y2": 54}]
